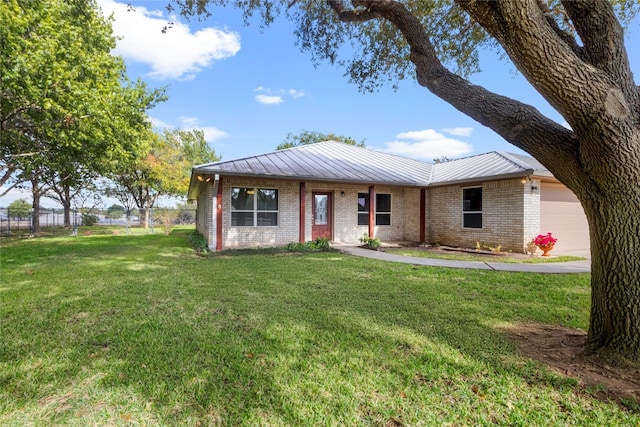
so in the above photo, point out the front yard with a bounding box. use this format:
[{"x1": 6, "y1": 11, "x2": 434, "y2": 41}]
[{"x1": 1, "y1": 230, "x2": 636, "y2": 425}]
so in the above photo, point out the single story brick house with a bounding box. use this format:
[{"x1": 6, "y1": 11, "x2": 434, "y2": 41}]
[{"x1": 187, "y1": 141, "x2": 589, "y2": 253}]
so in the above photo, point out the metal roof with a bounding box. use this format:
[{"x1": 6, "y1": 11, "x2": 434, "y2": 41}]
[
  {"x1": 429, "y1": 151, "x2": 536, "y2": 185},
  {"x1": 502, "y1": 152, "x2": 554, "y2": 177},
  {"x1": 189, "y1": 142, "x2": 553, "y2": 199},
  {"x1": 193, "y1": 140, "x2": 433, "y2": 186}
]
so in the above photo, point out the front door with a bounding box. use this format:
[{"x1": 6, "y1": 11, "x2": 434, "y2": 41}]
[{"x1": 312, "y1": 192, "x2": 332, "y2": 240}]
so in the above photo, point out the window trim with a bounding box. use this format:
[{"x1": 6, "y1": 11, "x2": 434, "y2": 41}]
[
  {"x1": 231, "y1": 187, "x2": 279, "y2": 227},
  {"x1": 462, "y1": 186, "x2": 482, "y2": 229}
]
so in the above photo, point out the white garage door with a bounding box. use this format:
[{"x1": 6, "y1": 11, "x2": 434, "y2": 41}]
[{"x1": 540, "y1": 182, "x2": 590, "y2": 252}]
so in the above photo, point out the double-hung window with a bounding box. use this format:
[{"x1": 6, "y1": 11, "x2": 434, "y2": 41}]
[
  {"x1": 462, "y1": 187, "x2": 482, "y2": 228},
  {"x1": 357, "y1": 193, "x2": 391, "y2": 226},
  {"x1": 357, "y1": 193, "x2": 370, "y2": 225},
  {"x1": 231, "y1": 187, "x2": 278, "y2": 227}
]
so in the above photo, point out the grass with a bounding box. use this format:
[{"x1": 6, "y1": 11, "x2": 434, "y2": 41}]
[
  {"x1": 385, "y1": 247, "x2": 586, "y2": 264},
  {"x1": 1, "y1": 229, "x2": 635, "y2": 425}
]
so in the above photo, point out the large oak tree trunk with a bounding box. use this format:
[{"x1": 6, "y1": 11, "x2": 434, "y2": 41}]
[
  {"x1": 325, "y1": 0, "x2": 640, "y2": 365},
  {"x1": 583, "y1": 187, "x2": 640, "y2": 362}
]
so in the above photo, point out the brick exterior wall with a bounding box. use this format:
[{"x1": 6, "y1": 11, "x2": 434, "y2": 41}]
[
  {"x1": 426, "y1": 178, "x2": 539, "y2": 253},
  {"x1": 196, "y1": 177, "x2": 423, "y2": 250},
  {"x1": 195, "y1": 175, "x2": 539, "y2": 252},
  {"x1": 221, "y1": 177, "x2": 300, "y2": 249}
]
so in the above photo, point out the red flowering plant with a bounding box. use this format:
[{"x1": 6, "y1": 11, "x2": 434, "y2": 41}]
[{"x1": 533, "y1": 232, "x2": 558, "y2": 248}]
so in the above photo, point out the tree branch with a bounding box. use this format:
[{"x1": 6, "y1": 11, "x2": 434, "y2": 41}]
[
  {"x1": 561, "y1": 0, "x2": 639, "y2": 115},
  {"x1": 457, "y1": 0, "x2": 638, "y2": 170},
  {"x1": 326, "y1": 0, "x2": 585, "y2": 189},
  {"x1": 536, "y1": 0, "x2": 585, "y2": 60}
]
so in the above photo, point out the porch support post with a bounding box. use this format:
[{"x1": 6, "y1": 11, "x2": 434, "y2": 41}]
[
  {"x1": 216, "y1": 176, "x2": 223, "y2": 251},
  {"x1": 420, "y1": 188, "x2": 426, "y2": 243},
  {"x1": 299, "y1": 182, "x2": 306, "y2": 243},
  {"x1": 368, "y1": 185, "x2": 375, "y2": 238}
]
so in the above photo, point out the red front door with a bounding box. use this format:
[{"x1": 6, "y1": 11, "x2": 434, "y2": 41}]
[{"x1": 312, "y1": 192, "x2": 332, "y2": 240}]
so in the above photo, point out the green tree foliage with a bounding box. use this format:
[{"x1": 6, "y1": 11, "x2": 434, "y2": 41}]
[
  {"x1": 277, "y1": 130, "x2": 365, "y2": 150},
  {"x1": 0, "y1": 0, "x2": 165, "y2": 229},
  {"x1": 106, "y1": 128, "x2": 220, "y2": 226},
  {"x1": 7, "y1": 199, "x2": 31, "y2": 218},
  {"x1": 176, "y1": 1, "x2": 640, "y2": 364},
  {"x1": 160, "y1": 129, "x2": 221, "y2": 196},
  {"x1": 106, "y1": 204, "x2": 126, "y2": 219}
]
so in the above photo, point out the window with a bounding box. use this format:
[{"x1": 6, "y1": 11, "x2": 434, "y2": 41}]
[
  {"x1": 462, "y1": 187, "x2": 482, "y2": 228},
  {"x1": 357, "y1": 193, "x2": 369, "y2": 225},
  {"x1": 375, "y1": 194, "x2": 391, "y2": 225},
  {"x1": 231, "y1": 187, "x2": 278, "y2": 226},
  {"x1": 357, "y1": 192, "x2": 391, "y2": 226}
]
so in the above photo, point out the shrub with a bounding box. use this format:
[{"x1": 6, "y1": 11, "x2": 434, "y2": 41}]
[
  {"x1": 285, "y1": 242, "x2": 313, "y2": 252},
  {"x1": 311, "y1": 237, "x2": 331, "y2": 250},
  {"x1": 154, "y1": 208, "x2": 178, "y2": 235},
  {"x1": 285, "y1": 238, "x2": 331, "y2": 252},
  {"x1": 81, "y1": 213, "x2": 98, "y2": 226},
  {"x1": 359, "y1": 233, "x2": 381, "y2": 249},
  {"x1": 189, "y1": 231, "x2": 209, "y2": 255}
]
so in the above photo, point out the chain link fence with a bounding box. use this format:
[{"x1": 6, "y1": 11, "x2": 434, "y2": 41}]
[{"x1": 0, "y1": 207, "x2": 196, "y2": 235}]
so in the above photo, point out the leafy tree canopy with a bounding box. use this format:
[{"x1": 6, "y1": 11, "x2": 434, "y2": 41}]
[
  {"x1": 277, "y1": 129, "x2": 365, "y2": 150},
  {"x1": 7, "y1": 199, "x2": 31, "y2": 218},
  {"x1": 1, "y1": 0, "x2": 165, "y2": 195}
]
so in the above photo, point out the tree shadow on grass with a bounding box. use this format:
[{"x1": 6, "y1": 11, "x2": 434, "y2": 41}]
[{"x1": 3, "y1": 244, "x2": 638, "y2": 425}]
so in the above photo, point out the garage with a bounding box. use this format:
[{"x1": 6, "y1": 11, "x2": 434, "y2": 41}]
[{"x1": 540, "y1": 182, "x2": 590, "y2": 253}]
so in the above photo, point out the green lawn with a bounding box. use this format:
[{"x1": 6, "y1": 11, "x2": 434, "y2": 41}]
[{"x1": 1, "y1": 230, "x2": 634, "y2": 425}]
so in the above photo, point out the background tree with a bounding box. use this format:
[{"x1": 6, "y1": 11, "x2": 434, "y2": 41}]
[
  {"x1": 177, "y1": 0, "x2": 640, "y2": 365},
  {"x1": 106, "y1": 204, "x2": 126, "y2": 220},
  {"x1": 277, "y1": 129, "x2": 365, "y2": 150},
  {"x1": 7, "y1": 199, "x2": 30, "y2": 219},
  {"x1": 106, "y1": 128, "x2": 219, "y2": 227},
  {"x1": 0, "y1": 0, "x2": 165, "y2": 231},
  {"x1": 160, "y1": 128, "x2": 221, "y2": 196},
  {"x1": 433, "y1": 156, "x2": 453, "y2": 164}
]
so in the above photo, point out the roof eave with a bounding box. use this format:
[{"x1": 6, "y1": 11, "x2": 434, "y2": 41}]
[
  {"x1": 429, "y1": 170, "x2": 534, "y2": 187},
  {"x1": 190, "y1": 169, "x2": 428, "y2": 187}
]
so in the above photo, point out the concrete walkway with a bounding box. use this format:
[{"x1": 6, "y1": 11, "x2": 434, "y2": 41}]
[{"x1": 338, "y1": 245, "x2": 591, "y2": 274}]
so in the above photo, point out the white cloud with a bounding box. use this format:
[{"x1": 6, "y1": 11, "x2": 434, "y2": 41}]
[
  {"x1": 380, "y1": 129, "x2": 473, "y2": 160},
  {"x1": 255, "y1": 94, "x2": 284, "y2": 105},
  {"x1": 254, "y1": 87, "x2": 305, "y2": 104},
  {"x1": 148, "y1": 116, "x2": 173, "y2": 129},
  {"x1": 441, "y1": 127, "x2": 473, "y2": 137},
  {"x1": 178, "y1": 117, "x2": 228, "y2": 142},
  {"x1": 179, "y1": 116, "x2": 200, "y2": 128},
  {"x1": 149, "y1": 116, "x2": 228, "y2": 142},
  {"x1": 97, "y1": 0, "x2": 241, "y2": 80},
  {"x1": 288, "y1": 89, "x2": 306, "y2": 98}
]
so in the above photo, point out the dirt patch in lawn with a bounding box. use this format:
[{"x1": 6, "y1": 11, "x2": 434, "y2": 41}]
[
  {"x1": 416, "y1": 245, "x2": 532, "y2": 258},
  {"x1": 503, "y1": 322, "x2": 640, "y2": 410},
  {"x1": 379, "y1": 244, "x2": 541, "y2": 261}
]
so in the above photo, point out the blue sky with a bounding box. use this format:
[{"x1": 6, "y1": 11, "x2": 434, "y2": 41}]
[
  {"x1": 3, "y1": 1, "x2": 639, "y2": 207},
  {"x1": 100, "y1": 0, "x2": 637, "y2": 162}
]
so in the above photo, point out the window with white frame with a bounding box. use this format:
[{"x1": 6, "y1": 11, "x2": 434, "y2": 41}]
[
  {"x1": 231, "y1": 187, "x2": 278, "y2": 227},
  {"x1": 357, "y1": 192, "x2": 391, "y2": 226},
  {"x1": 462, "y1": 187, "x2": 482, "y2": 228}
]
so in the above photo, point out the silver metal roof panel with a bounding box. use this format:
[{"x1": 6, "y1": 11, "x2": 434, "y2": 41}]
[
  {"x1": 430, "y1": 151, "x2": 534, "y2": 184},
  {"x1": 193, "y1": 140, "x2": 433, "y2": 186},
  {"x1": 189, "y1": 143, "x2": 554, "y2": 200}
]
